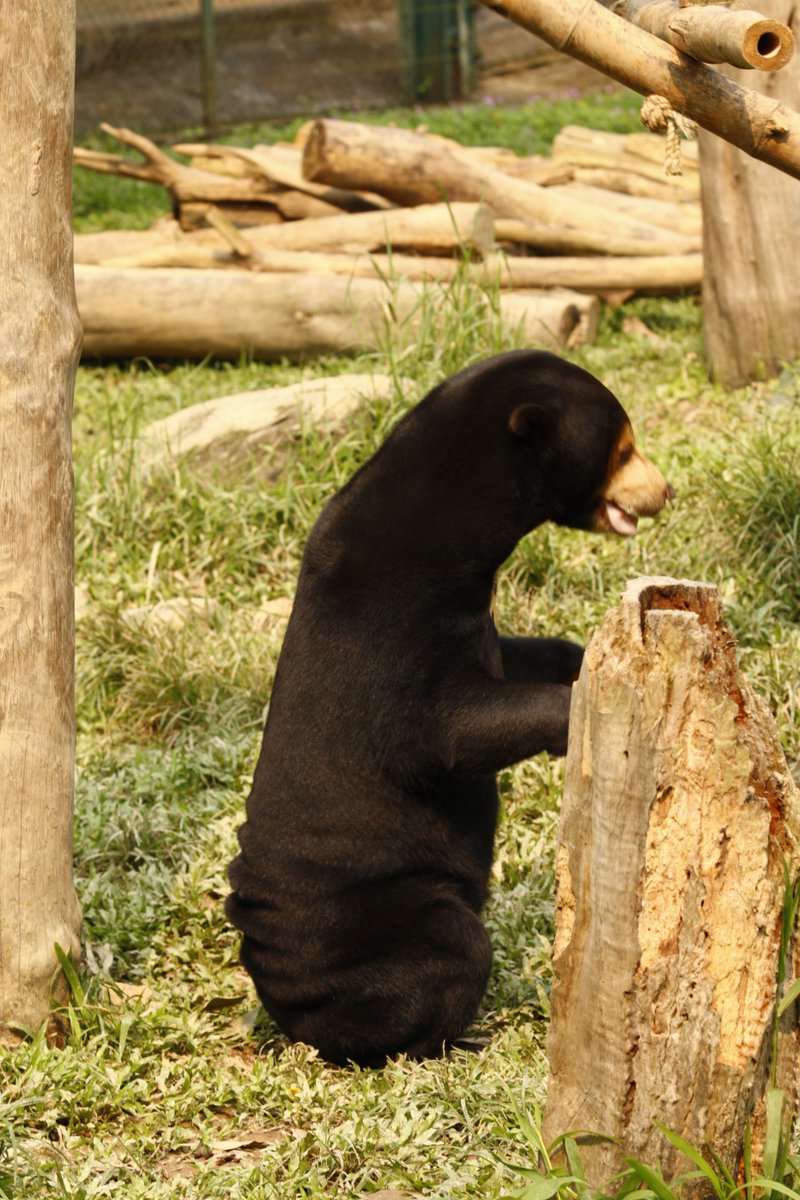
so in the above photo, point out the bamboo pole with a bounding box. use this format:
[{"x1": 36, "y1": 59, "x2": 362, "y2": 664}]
[
  {"x1": 615, "y1": 0, "x2": 794, "y2": 70},
  {"x1": 476, "y1": 0, "x2": 800, "y2": 179}
]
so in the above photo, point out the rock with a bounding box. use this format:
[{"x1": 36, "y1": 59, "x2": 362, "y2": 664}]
[
  {"x1": 138, "y1": 373, "x2": 410, "y2": 474},
  {"x1": 122, "y1": 597, "x2": 218, "y2": 632}
]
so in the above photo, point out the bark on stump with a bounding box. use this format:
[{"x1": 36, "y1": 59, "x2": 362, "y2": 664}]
[
  {"x1": 545, "y1": 577, "x2": 800, "y2": 1183},
  {"x1": 0, "y1": 1, "x2": 83, "y2": 1033}
]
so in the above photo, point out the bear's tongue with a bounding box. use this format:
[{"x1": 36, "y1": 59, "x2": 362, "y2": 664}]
[{"x1": 606, "y1": 500, "x2": 638, "y2": 536}]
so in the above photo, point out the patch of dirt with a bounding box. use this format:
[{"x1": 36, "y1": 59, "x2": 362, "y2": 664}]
[
  {"x1": 75, "y1": 0, "x2": 616, "y2": 136},
  {"x1": 479, "y1": 58, "x2": 616, "y2": 105},
  {"x1": 79, "y1": 0, "x2": 283, "y2": 18}
]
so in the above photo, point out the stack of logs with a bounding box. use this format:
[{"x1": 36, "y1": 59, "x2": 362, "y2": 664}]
[{"x1": 74, "y1": 118, "x2": 702, "y2": 360}]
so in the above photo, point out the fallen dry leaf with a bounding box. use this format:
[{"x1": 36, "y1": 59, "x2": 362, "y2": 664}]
[
  {"x1": 364, "y1": 1191, "x2": 422, "y2": 1199},
  {"x1": 210, "y1": 1129, "x2": 287, "y2": 1153},
  {"x1": 621, "y1": 315, "x2": 668, "y2": 346},
  {"x1": 158, "y1": 1126, "x2": 304, "y2": 1181},
  {"x1": 201, "y1": 993, "x2": 248, "y2": 1013}
]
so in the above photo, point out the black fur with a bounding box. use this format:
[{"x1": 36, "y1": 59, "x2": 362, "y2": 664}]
[{"x1": 227, "y1": 350, "x2": 630, "y2": 1066}]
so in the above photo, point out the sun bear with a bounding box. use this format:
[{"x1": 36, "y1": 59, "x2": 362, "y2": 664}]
[{"x1": 227, "y1": 350, "x2": 673, "y2": 1066}]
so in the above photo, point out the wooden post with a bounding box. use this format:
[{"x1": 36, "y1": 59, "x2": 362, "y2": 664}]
[
  {"x1": 0, "y1": 1, "x2": 83, "y2": 1033},
  {"x1": 699, "y1": 0, "x2": 800, "y2": 387},
  {"x1": 545, "y1": 578, "x2": 800, "y2": 1182}
]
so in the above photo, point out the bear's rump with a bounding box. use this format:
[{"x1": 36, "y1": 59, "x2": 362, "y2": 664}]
[{"x1": 237, "y1": 890, "x2": 493, "y2": 1066}]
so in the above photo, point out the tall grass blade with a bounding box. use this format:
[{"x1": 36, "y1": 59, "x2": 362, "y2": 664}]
[
  {"x1": 752, "y1": 1181, "x2": 800, "y2": 1200},
  {"x1": 777, "y1": 978, "x2": 800, "y2": 1019},
  {"x1": 624, "y1": 1158, "x2": 679, "y2": 1200},
  {"x1": 54, "y1": 943, "x2": 85, "y2": 1007},
  {"x1": 761, "y1": 1089, "x2": 785, "y2": 1185},
  {"x1": 655, "y1": 1124, "x2": 726, "y2": 1200}
]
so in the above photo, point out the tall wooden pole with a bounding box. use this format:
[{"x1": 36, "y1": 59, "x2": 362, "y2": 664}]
[
  {"x1": 0, "y1": 1, "x2": 83, "y2": 1032},
  {"x1": 699, "y1": 0, "x2": 800, "y2": 386}
]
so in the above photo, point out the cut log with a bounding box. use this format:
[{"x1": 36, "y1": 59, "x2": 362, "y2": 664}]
[
  {"x1": 175, "y1": 193, "x2": 341, "y2": 231},
  {"x1": 553, "y1": 123, "x2": 699, "y2": 169},
  {"x1": 494, "y1": 217, "x2": 701, "y2": 256},
  {"x1": 103, "y1": 246, "x2": 487, "y2": 276},
  {"x1": 493, "y1": 251, "x2": 702, "y2": 291},
  {"x1": 73, "y1": 221, "x2": 186, "y2": 265},
  {"x1": 222, "y1": 200, "x2": 494, "y2": 256},
  {"x1": 476, "y1": 0, "x2": 800, "y2": 180},
  {"x1": 73, "y1": 220, "x2": 270, "y2": 266},
  {"x1": 78, "y1": 226, "x2": 701, "y2": 275},
  {"x1": 545, "y1": 577, "x2": 800, "y2": 1182},
  {"x1": 77, "y1": 203, "x2": 494, "y2": 263},
  {"x1": 93, "y1": 240, "x2": 700, "y2": 294},
  {"x1": 560, "y1": 184, "x2": 702, "y2": 235},
  {"x1": 568, "y1": 167, "x2": 699, "y2": 204},
  {"x1": 74, "y1": 124, "x2": 275, "y2": 206},
  {"x1": 615, "y1": 0, "x2": 794, "y2": 70},
  {"x1": 302, "y1": 118, "x2": 701, "y2": 238},
  {"x1": 74, "y1": 126, "x2": 351, "y2": 230},
  {"x1": 552, "y1": 126, "x2": 700, "y2": 196},
  {"x1": 499, "y1": 288, "x2": 599, "y2": 347},
  {"x1": 172, "y1": 141, "x2": 394, "y2": 212},
  {"x1": 75, "y1": 265, "x2": 598, "y2": 360}
]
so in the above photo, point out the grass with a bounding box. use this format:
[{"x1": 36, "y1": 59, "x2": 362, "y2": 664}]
[{"x1": 1, "y1": 96, "x2": 797, "y2": 1197}]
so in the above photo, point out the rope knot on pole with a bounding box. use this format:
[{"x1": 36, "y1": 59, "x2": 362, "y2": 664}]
[{"x1": 640, "y1": 93, "x2": 698, "y2": 174}]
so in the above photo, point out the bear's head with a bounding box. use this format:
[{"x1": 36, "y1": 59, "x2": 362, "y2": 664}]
[
  {"x1": 466, "y1": 350, "x2": 674, "y2": 539},
  {"x1": 325, "y1": 351, "x2": 673, "y2": 574}
]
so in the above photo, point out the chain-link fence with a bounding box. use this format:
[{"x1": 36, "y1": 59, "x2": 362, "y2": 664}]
[{"x1": 75, "y1": 0, "x2": 552, "y2": 136}]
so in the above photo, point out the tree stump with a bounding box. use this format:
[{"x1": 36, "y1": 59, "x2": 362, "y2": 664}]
[{"x1": 544, "y1": 577, "x2": 800, "y2": 1183}]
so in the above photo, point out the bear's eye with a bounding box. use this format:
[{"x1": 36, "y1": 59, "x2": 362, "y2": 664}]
[{"x1": 617, "y1": 445, "x2": 634, "y2": 467}]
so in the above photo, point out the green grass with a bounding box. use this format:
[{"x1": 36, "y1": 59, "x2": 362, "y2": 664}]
[
  {"x1": 2, "y1": 283, "x2": 790, "y2": 1199},
  {"x1": 3, "y1": 100, "x2": 797, "y2": 1197}
]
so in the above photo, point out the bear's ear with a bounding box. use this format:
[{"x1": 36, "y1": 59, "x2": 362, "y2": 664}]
[{"x1": 508, "y1": 403, "x2": 551, "y2": 440}]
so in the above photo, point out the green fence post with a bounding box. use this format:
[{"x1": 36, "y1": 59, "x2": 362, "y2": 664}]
[
  {"x1": 200, "y1": 0, "x2": 217, "y2": 134},
  {"x1": 399, "y1": 0, "x2": 477, "y2": 102}
]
